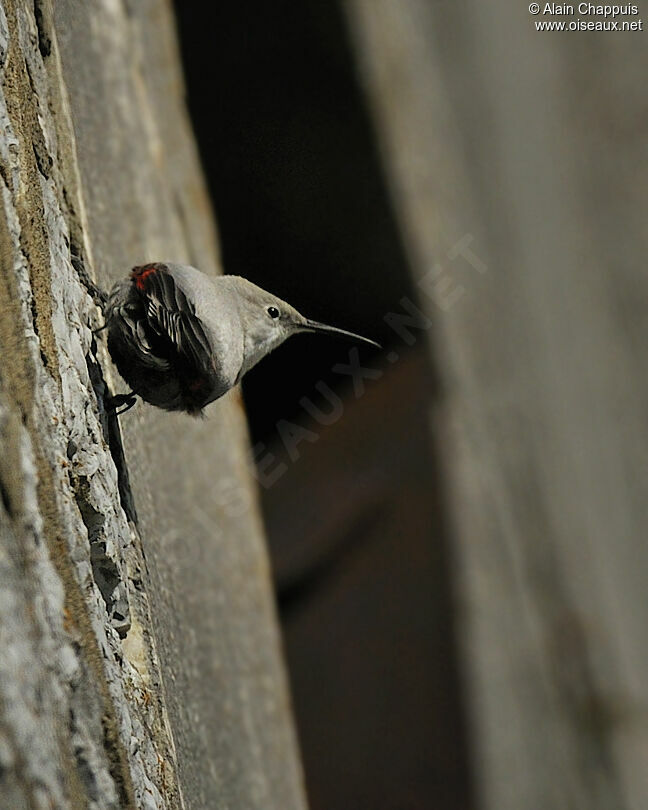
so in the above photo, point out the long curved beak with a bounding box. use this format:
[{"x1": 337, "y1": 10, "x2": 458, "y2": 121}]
[{"x1": 302, "y1": 319, "x2": 381, "y2": 349}]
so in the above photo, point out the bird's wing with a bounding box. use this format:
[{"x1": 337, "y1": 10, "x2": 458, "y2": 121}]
[{"x1": 132, "y1": 264, "x2": 215, "y2": 378}]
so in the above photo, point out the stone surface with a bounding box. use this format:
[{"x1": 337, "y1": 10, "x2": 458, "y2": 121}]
[
  {"x1": 345, "y1": 2, "x2": 648, "y2": 809},
  {"x1": 0, "y1": 1, "x2": 306, "y2": 807}
]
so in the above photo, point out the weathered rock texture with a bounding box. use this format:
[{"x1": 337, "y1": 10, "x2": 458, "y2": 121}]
[
  {"x1": 0, "y1": 1, "x2": 306, "y2": 808},
  {"x1": 345, "y1": 2, "x2": 648, "y2": 810}
]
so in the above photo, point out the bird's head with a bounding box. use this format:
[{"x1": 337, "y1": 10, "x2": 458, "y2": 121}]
[{"x1": 225, "y1": 276, "x2": 381, "y2": 376}]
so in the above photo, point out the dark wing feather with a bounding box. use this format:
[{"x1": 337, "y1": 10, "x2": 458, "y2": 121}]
[{"x1": 136, "y1": 267, "x2": 215, "y2": 379}]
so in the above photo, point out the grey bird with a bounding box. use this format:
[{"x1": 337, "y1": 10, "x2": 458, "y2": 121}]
[{"x1": 104, "y1": 262, "x2": 380, "y2": 416}]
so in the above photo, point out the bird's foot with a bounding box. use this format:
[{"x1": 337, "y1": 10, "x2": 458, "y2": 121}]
[
  {"x1": 71, "y1": 252, "x2": 109, "y2": 311},
  {"x1": 106, "y1": 392, "x2": 138, "y2": 416}
]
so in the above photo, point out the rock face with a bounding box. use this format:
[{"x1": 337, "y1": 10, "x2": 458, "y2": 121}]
[
  {"x1": 0, "y1": 1, "x2": 306, "y2": 808},
  {"x1": 345, "y1": 2, "x2": 648, "y2": 809}
]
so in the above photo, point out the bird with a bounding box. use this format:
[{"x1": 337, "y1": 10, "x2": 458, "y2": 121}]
[{"x1": 104, "y1": 262, "x2": 380, "y2": 416}]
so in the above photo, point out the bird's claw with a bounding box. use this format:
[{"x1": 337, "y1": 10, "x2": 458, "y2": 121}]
[{"x1": 105, "y1": 392, "x2": 138, "y2": 416}]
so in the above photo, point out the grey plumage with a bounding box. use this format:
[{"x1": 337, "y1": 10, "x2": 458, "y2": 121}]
[{"x1": 105, "y1": 262, "x2": 380, "y2": 415}]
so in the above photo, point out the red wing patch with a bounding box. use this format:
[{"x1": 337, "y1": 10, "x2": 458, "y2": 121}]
[{"x1": 132, "y1": 263, "x2": 163, "y2": 291}]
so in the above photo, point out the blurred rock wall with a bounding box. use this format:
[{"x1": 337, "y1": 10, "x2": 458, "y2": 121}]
[
  {"x1": 345, "y1": 2, "x2": 648, "y2": 809},
  {"x1": 0, "y1": 1, "x2": 306, "y2": 808}
]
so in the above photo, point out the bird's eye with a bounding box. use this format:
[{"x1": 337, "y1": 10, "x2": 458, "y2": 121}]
[{"x1": 267, "y1": 306, "x2": 280, "y2": 319}]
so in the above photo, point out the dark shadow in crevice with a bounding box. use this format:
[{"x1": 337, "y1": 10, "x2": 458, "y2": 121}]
[{"x1": 84, "y1": 335, "x2": 138, "y2": 526}]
